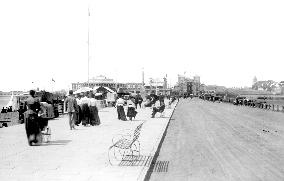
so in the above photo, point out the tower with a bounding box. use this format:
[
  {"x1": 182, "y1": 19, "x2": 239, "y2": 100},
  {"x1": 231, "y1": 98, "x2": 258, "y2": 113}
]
[
  {"x1": 253, "y1": 76, "x2": 257, "y2": 85},
  {"x1": 163, "y1": 74, "x2": 167, "y2": 89},
  {"x1": 252, "y1": 76, "x2": 258, "y2": 90},
  {"x1": 142, "y1": 68, "x2": 145, "y2": 86}
]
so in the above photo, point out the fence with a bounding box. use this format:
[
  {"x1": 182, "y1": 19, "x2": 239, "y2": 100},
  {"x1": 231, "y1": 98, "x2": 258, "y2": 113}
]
[{"x1": 222, "y1": 98, "x2": 284, "y2": 113}]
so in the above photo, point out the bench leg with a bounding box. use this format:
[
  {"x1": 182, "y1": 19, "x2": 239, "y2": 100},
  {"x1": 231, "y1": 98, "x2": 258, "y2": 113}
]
[
  {"x1": 130, "y1": 141, "x2": 140, "y2": 161},
  {"x1": 108, "y1": 146, "x2": 127, "y2": 166}
]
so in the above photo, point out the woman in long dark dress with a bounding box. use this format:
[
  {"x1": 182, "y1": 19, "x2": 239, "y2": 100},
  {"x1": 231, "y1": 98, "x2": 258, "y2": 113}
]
[
  {"x1": 89, "y1": 93, "x2": 100, "y2": 126},
  {"x1": 116, "y1": 95, "x2": 127, "y2": 121},
  {"x1": 24, "y1": 90, "x2": 42, "y2": 146},
  {"x1": 127, "y1": 97, "x2": 137, "y2": 121},
  {"x1": 80, "y1": 92, "x2": 90, "y2": 126},
  {"x1": 75, "y1": 94, "x2": 82, "y2": 126}
]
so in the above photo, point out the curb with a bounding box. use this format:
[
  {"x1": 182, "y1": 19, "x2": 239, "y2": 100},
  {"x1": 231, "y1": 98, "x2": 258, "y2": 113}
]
[{"x1": 143, "y1": 100, "x2": 180, "y2": 181}]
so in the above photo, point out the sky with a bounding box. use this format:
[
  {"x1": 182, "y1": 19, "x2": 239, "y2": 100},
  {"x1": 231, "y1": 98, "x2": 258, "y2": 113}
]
[{"x1": 0, "y1": 0, "x2": 283, "y2": 92}]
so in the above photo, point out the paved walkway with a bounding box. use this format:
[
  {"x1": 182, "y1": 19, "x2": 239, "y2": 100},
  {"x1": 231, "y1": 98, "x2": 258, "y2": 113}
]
[{"x1": 0, "y1": 99, "x2": 178, "y2": 181}]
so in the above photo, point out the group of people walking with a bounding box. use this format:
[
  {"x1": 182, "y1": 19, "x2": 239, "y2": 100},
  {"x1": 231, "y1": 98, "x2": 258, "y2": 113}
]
[
  {"x1": 116, "y1": 94, "x2": 142, "y2": 121},
  {"x1": 23, "y1": 88, "x2": 174, "y2": 146},
  {"x1": 65, "y1": 90, "x2": 100, "y2": 130},
  {"x1": 22, "y1": 89, "x2": 101, "y2": 146}
]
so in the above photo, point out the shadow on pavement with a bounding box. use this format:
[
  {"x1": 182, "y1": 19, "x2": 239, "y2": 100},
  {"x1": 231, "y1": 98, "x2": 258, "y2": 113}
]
[
  {"x1": 41, "y1": 139, "x2": 72, "y2": 146},
  {"x1": 152, "y1": 116, "x2": 170, "y2": 119},
  {"x1": 119, "y1": 155, "x2": 154, "y2": 167},
  {"x1": 127, "y1": 119, "x2": 147, "y2": 122}
]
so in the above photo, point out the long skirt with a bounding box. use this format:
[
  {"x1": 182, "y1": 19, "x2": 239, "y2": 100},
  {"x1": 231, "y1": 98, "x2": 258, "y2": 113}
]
[
  {"x1": 81, "y1": 104, "x2": 90, "y2": 125},
  {"x1": 127, "y1": 107, "x2": 137, "y2": 118},
  {"x1": 24, "y1": 112, "x2": 41, "y2": 145},
  {"x1": 89, "y1": 106, "x2": 100, "y2": 126},
  {"x1": 117, "y1": 106, "x2": 127, "y2": 121},
  {"x1": 74, "y1": 105, "x2": 81, "y2": 125},
  {"x1": 39, "y1": 117, "x2": 48, "y2": 131}
]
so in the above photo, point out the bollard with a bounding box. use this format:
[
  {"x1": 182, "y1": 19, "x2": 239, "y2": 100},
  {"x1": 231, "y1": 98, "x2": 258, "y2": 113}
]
[
  {"x1": 272, "y1": 104, "x2": 274, "y2": 111},
  {"x1": 277, "y1": 105, "x2": 279, "y2": 112}
]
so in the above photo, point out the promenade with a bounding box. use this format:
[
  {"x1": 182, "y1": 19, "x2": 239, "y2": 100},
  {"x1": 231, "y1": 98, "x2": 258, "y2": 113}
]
[{"x1": 0, "y1": 99, "x2": 178, "y2": 181}]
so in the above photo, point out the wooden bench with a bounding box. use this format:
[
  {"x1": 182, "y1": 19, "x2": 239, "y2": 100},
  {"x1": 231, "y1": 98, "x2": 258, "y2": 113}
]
[{"x1": 108, "y1": 122, "x2": 144, "y2": 165}]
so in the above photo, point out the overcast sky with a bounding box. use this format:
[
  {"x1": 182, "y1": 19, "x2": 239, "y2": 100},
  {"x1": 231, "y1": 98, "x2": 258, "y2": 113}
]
[{"x1": 0, "y1": 0, "x2": 283, "y2": 92}]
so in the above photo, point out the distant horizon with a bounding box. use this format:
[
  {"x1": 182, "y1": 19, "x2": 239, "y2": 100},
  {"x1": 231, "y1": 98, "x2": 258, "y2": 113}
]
[{"x1": 1, "y1": 76, "x2": 283, "y2": 93}]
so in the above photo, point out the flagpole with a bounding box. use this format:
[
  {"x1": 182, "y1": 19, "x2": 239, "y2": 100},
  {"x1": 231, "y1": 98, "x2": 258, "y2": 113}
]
[{"x1": 88, "y1": 5, "x2": 90, "y2": 87}]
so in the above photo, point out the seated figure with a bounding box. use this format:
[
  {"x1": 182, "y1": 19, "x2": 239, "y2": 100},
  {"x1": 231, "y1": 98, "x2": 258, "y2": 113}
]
[
  {"x1": 151, "y1": 101, "x2": 165, "y2": 118},
  {"x1": 1, "y1": 107, "x2": 6, "y2": 113}
]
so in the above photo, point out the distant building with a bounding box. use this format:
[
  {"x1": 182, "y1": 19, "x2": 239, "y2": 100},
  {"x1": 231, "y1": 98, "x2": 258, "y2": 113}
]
[
  {"x1": 71, "y1": 75, "x2": 169, "y2": 95},
  {"x1": 0, "y1": 91, "x2": 24, "y2": 96},
  {"x1": 279, "y1": 81, "x2": 284, "y2": 94},
  {"x1": 144, "y1": 77, "x2": 171, "y2": 95},
  {"x1": 72, "y1": 75, "x2": 125, "y2": 92},
  {"x1": 252, "y1": 76, "x2": 257, "y2": 87},
  {"x1": 177, "y1": 74, "x2": 201, "y2": 95},
  {"x1": 252, "y1": 80, "x2": 279, "y2": 92},
  {"x1": 193, "y1": 76, "x2": 200, "y2": 84},
  {"x1": 124, "y1": 82, "x2": 144, "y2": 93}
]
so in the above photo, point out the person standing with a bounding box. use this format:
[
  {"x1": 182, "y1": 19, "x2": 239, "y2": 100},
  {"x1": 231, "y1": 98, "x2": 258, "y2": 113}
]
[
  {"x1": 116, "y1": 95, "x2": 127, "y2": 121},
  {"x1": 80, "y1": 92, "x2": 90, "y2": 126},
  {"x1": 127, "y1": 97, "x2": 137, "y2": 121},
  {"x1": 74, "y1": 93, "x2": 82, "y2": 126},
  {"x1": 134, "y1": 95, "x2": 139, "y2": 109},
  {"x1": 24, "y1": 90, "x2": 42, "y2": 146},
  {"x1": 64, "y1": 90, "x2": 77, "y2": 130},
  {"x1": 138, "y1": 94, "x2": 143, "y2": 108},
  {"x1": 89, "y1": 93, "x2": 100, "y2": 126},
  {"x1": 158, "y1": 93, "x2": 165, "y2": 105}
]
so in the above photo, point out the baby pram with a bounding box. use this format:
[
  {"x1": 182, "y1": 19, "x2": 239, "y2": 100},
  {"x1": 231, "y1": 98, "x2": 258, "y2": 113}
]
[
  {"x1": 39, "y1": 117, "x2": 51, "y2": 142},
  {"x1": 38, "y1": 105, "x2": 52, "y2": 143}
]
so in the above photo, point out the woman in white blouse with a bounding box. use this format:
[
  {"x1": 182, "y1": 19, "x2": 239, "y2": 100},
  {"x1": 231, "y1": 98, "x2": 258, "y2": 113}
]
[
  {"x1": 115, "y1": 94, "x2": 127, "y2": 121},
  {"x1": 127, "y1": 96, "x2": 137, "y2": 121}
]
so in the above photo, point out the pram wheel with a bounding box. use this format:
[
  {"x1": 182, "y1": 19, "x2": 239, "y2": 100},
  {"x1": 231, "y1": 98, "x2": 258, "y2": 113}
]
[{"x1": 42, "y1": 126, "x2": 51, "y2": 143}]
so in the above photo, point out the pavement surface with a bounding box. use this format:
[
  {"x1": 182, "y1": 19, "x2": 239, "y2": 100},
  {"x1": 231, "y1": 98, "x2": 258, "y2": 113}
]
[
  {"x1": 0, "y1": 99, "x2": 178, "y2": 181},
  {"x1": 149, "y1": 98, "x2": 284, "y2": 181}
]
